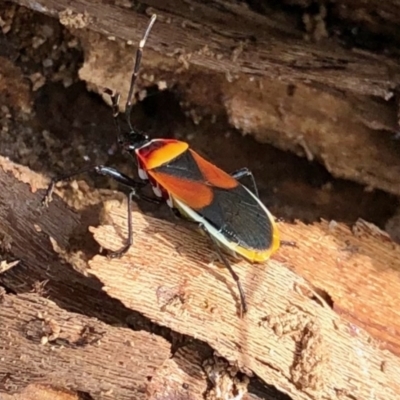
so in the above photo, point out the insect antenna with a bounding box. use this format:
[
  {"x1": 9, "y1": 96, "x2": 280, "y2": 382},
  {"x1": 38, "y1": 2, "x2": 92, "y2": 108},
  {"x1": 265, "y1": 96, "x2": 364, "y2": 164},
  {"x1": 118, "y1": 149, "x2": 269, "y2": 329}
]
[
  {"x1": 104, "y1": 88, "x2": 123, "y2": 144},
  {"x1": 125, "y1": 14, "x2": 157, "y2": 132}
]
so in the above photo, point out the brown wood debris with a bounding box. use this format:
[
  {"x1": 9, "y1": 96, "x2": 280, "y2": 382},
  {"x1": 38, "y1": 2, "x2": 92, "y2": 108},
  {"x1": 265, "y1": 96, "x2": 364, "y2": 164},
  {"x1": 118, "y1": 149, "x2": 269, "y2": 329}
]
[
  {"x1": 89, "y1": 198, "x2": 400, "y2": 400},
  {"x1": 0, "y1": 384, "x2": 81, "y2": 400},
  {"x1": 9, "y1": 0, "x2": 400, "y2": 197},
  {"x1": 0, "y1": 157, "x2": 293, "y2": 400},
  {"x1": 1, "y1": 157, "x2": 400, "y2": 399},
  {"x1": 0, "y1": 293, "x2": 171, "y2": 400}
]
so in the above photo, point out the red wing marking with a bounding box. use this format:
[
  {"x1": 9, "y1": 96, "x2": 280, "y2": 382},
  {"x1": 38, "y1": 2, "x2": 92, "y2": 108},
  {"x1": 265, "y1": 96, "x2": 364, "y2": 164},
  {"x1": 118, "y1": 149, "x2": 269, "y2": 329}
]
[
  {"x1": 148, "y1": 170, "x2": 213, "y2": 209},
  {"x1": 190, "y1": 150, "x2": 238, "y2": 189}
]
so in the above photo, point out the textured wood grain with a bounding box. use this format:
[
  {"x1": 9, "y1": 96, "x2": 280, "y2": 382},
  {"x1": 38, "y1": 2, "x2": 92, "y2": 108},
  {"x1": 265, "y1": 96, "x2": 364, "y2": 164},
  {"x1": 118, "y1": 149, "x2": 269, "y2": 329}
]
[
  {"x1": 9, "y1": 0, "x2": 400, "y2": 198},
  {"x1": 10, "y1": 0, "x2": 398, "y2": 97},
  {"x1": 87, "y1": 197, "x2": 400, "y2": 400},
  {"x1": 147, "y1": 342, "x2": 208, "y2": 400},
  {"x1": 0, "y1": 157, "x2": 302, "y2": 400},
  {"x1": 0, "y1": 159, "x2": 400, "y2": 399},
  {"x1": 0, "y1": 384, "x2": 80, "y2": 400},
  {"x1": 0, "y1": 293, "x2": 171, "y2": 400},
  {"x1": 0, "y1": 156, "x2": 135, "y2": 326},
  {"x1": 2, "y1": 156, "x2": 400, "y2": 400},
  {"x1": 278, "y1": 218, "x2": 400, "y2": 357}
]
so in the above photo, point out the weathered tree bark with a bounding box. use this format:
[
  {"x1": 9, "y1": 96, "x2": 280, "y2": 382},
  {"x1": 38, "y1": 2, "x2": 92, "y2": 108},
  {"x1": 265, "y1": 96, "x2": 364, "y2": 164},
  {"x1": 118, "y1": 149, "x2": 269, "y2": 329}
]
[
  {"x1": 0, "y1": 157, "x2": 294, "y2": 400},
  {"x1": 0, "y1": 384, "x2": 82, "y2": 400},
  {"x1": 2, "y1": 2, "x2": 400, "y2": 397},
  {"x1": 285, "y1": 0, "x2": 400, "y2": 41},
  {"x1": 0, "y1": 293, "x2": 171, "y2": 400},
  {"x1": 1, "y1": 157, "x2": 400, "y2": 400},
  {"x1": 8, "y1": 0, "x2": 400, "y2": 197},
  {"x1": 89, "y1": 199, "x2": 400, "y2": 400}
]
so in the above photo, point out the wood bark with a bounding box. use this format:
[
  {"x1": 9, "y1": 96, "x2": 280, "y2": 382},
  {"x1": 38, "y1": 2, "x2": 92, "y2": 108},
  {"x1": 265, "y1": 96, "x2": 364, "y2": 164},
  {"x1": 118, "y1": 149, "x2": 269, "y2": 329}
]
[
  {"x1": 0, "y1": 384, "x2": 82, "y2": 400},
  {"x1": 89, "y1": 198, "x2": 400, "y2": 400},
  {"x1": 1, "y1": 157, "x2": 400, "y2": 400},
  {"x1": 286, "y1": 0, "x2": 400, "y2": 40},
  {"x1": 0, "y1": 293, "x2": 171, "y2": 400},
  {"x1": 8, "y1": 0, "x2": 400, "y2": 197},
  {"x1": 0, "y1": 157, "x2": 293, "y2": 400}
]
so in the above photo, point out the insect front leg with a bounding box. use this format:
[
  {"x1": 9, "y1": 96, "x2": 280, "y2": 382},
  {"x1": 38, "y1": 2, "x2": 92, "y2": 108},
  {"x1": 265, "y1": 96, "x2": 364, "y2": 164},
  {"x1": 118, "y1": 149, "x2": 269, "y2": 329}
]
[
  {"x1": 42, "y1": 165, "x2": 163, "y2": 258},
  {"x1": 107, "y1": 189, "x2": 135, "y2": 258},
  {"x1": 42, "y1": 165, "x2": 149, "y2": 206},
  {"x1": 230, "y1": 167, "x2": 259, "y2": 198}
]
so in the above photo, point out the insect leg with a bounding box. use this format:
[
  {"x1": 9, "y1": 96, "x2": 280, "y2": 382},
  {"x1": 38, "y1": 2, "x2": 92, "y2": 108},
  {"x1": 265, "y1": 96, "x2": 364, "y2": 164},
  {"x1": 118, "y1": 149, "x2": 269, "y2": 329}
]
[
  {"x1": 281, "y1": 240, "x2": 297, "y2": 247},
  {"x1": 107, "y1": 189, "x2": 135, "y2": 258},
  {"x1": 274, "y1": 218, "x2": 297, "y2": 247},
  {"x1": 44, "y1": 165, "x2": 164, "y2": 205},
  {"x1": 230, "y1": 167, "x2": 259, "y2": 198},
  {"x1": 198, "y1": 223, "x2": 247, "y2": 317},
  {"x1": 125, "y1": 14, "x2": 157, "y2": 131},
  {"x1": 42, "y1": 165, "x2": 149, "y2": 206},
  {"x1": 103, "y1": 88, "x2": 123, "y2": 142},
  {"x1": 43, "y1": 166, "x2": 164, "y2": 257}
]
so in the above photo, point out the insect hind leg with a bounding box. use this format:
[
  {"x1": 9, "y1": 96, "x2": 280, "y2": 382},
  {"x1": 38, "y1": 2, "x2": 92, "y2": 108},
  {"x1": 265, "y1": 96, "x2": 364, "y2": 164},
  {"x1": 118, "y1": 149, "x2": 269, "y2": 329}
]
[
  {"x1": 281, "y1": 240, "x2": 296, "y2": 247},
  {"x1": 230, "y1": 167, "x2": 259, "y2": 198},
  {"x1": 198, "y1": 223, "x2": 247, "y2": 317},
  {"x1": 107, "y1": 189, "x2": 135, "y2": 258},
  {"x1": 158, "y1": 206, "x2": 247, "y2": 315}
]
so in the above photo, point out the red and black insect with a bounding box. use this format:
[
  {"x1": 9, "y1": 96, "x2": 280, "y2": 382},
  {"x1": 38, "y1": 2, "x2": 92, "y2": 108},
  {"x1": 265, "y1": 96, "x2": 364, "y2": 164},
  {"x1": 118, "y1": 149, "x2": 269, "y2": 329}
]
[{"x1": 43, "y1": 14, "x2": 285, "y2": 316}]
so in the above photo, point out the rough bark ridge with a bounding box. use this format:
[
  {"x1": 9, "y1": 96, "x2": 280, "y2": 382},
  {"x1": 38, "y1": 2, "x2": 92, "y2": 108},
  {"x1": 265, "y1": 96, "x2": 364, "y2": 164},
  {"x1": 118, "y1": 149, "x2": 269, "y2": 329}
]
[
  {"x1": 9, "y1": 0, "x2": 400, "y2": 197},
  {"x1": 1, "y1": 157, "x2": 400, "y2": 399}
]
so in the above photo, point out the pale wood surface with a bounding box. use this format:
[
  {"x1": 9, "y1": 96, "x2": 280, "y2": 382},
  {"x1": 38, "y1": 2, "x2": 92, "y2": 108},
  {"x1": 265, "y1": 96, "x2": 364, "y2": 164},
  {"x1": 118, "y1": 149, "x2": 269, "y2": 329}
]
[
  {"x1": 0, "y1": 384, "x2": 81, "y2": 400},
  {"x1": 89, "y1": 198, "x2": 400, "y2": 400}
]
